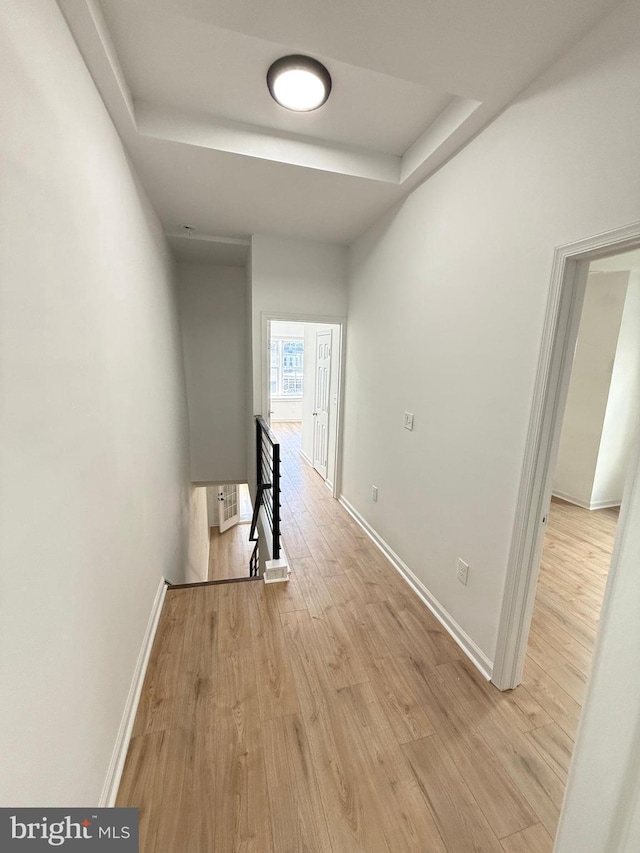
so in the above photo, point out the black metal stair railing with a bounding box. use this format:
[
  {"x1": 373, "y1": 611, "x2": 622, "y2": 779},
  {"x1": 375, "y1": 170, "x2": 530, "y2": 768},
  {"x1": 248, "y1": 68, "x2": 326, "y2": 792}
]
[{"x1": 249, "y1": 416, "x2": 281, "y2": 576}]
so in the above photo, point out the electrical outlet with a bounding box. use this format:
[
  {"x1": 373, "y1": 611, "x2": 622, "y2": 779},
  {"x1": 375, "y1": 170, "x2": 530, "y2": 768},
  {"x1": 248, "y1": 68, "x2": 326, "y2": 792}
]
[
  {"x1": 403, "y1": 412, "x2": 415, "y2": 431},
  {"x1": 372, "y1": 485, "x2": 378, "y2": 502},
  {"x1": 457, "y1": 558, "x2": 469, "y2": 586}
]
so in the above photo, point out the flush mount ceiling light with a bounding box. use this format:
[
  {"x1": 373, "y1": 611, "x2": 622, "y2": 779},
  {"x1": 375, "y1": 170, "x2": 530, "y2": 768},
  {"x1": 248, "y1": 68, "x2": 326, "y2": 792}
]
[{"x1": 267, "y1": 55, "x2": 332, "y2": 112}]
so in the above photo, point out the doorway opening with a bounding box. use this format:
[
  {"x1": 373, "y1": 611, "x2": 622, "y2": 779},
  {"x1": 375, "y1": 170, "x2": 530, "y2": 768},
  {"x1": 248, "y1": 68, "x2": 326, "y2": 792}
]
[
  {"x1": 267, "y1": 318, "x2": 342, "y2": 492},
  {"x1": 492, "y1": 230, "x2": 640, "y2": 846},
  {"x1": 524, "y1": 246, "x2": 639, "y2": 744},
  {"x1": 206, "y1": 482, "x2": 254, "y2": 581},
  {"x1": 494, "y1": 227, "x2": 640, "y2": 693}
]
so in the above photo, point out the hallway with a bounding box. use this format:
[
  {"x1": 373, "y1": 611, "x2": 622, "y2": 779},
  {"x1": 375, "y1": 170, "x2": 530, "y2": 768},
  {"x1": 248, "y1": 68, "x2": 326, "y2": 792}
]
[{"x1": 115, "y1": 423, "x2": 616, "y2": 852}]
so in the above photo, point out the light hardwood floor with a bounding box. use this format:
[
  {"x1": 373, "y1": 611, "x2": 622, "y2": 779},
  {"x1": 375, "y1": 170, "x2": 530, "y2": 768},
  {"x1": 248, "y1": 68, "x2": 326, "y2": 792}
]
[
  {"x1": 523, "y1": 497, "x2": 618, "y2": 768},
  {"x1": 208, "y1": 523, "x2": 254, "y2": 581},
  {"x1": 117, "y1": 422, "x2": 618, "y2": 853}
]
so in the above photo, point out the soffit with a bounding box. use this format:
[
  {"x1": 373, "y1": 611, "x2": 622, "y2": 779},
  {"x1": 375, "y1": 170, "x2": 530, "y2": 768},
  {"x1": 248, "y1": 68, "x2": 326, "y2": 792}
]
[{"x1": 58, "y1": 0, "x2": 621, "y2": 258}]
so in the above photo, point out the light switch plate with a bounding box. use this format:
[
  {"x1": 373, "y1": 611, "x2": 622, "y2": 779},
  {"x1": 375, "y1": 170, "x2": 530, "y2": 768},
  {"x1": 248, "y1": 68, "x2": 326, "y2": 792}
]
[{"x1": 404, "y1": 412, "x2": 414, "y2": 431}]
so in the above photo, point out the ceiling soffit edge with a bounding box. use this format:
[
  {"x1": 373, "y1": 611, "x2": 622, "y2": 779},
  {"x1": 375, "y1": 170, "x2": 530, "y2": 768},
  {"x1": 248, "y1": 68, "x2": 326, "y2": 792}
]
[{"x1": 60, "y1": 0, "x2": 489, "y2": 188}]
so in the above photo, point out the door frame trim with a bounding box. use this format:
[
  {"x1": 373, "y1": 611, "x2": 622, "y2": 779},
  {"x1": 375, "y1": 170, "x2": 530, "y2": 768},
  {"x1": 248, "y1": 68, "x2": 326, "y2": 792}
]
[
  {"x1": 218, "y1": 484, "x2": 240, "y2": 533},
  {"x1": 260, "y1": 311, "x2": 346, "y2": 498},
  {"x1": 312, "y1": 327, "x2": 333, "y2": 480},
  {"x1": 492, "y1": 220, "x2": 640, "y2": 691}
]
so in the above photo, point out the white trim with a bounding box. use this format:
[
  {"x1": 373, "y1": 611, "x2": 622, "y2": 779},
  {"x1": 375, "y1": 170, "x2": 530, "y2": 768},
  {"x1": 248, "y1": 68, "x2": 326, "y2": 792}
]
[
  {"x1": 493, "y1": 221, "x2": 640, "y2": 691},
  {"x1": 261, "y1": 311, "x2": 346, "y2": 499},
  {"x1": 339, "y1": 495, "x2": 493, "y2": 680},
  {"x1": 552, "y1": 490, "x2": 593, "y2": 509},
  {"x1": 552, "y1": 490, "x2": 621, "y2": 511},
  {"x1": 279, "y1": 539, "x2": 292, "y2": 576},
  {"x1": 300, "y1": 445, "x2": 334, "y2": 492},
  {"x1": 554, "y1": 430, "x2": 640, "y2": 852},
  {"x1": 312, "y1": 327, "x2": 333, "y2": 482},
  {"x1": 256, "y1": 505, "x2": 291, "y2": 576},
  {"x1": 165, "y1": 232, "x2": 250, "y2": 247},
  {"x1": 263, "y1": 558, "x2": 290, "y2": 584},
  {"x1": 192, "y1": 479, "x2": 244, "y2": 486},
  {"x1": 334, "y1": 323, "x2": 347, "y2": 500},
  {"x1": 99, "y1": 576, "x2": 168, "y2": 806},
  {"x1": 300, "y1": 449, "x2": 314, "y2": 467},
  {"x1": 588, "y1": 499, "x2": 622, "y2": 511}
]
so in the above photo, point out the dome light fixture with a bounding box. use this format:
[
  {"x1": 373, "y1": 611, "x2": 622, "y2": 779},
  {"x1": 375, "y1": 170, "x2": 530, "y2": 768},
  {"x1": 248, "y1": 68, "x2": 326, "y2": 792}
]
[{"x1": 267, "y1": 55, "x2": 332, "y2": 112}]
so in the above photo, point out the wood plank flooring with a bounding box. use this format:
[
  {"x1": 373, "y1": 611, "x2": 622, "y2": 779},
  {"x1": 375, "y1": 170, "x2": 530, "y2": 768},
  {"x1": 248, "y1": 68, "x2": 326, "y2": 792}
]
[
  {"x1": 117, "y1": 423, "x2": 618, "y2": 853},
  {"x1": 208, "y1": 523, "x2": 253, "y2": 581},
  {"x1": 524, "y1": 497, "x2": 617, "y2": 743}
]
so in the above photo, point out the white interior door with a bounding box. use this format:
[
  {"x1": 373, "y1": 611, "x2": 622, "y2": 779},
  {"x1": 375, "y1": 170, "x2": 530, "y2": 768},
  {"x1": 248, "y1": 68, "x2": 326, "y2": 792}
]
[
  {"x1": 313, "y1": 330, "x2": 332, "y2": 479},
  {"x1": 218, "y1": 484, "x2": 240, "y2": 532}
]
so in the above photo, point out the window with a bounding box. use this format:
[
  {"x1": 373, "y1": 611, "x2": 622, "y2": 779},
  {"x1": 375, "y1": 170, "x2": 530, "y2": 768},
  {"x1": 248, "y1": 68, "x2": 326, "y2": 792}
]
[{"x1": 270, "y1": 338, "x2": 304, "y2": 397}]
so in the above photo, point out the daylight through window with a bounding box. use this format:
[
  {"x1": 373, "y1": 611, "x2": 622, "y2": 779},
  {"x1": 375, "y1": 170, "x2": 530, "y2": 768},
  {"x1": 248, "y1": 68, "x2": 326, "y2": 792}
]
[{"x1": 270, "y1": 338, "x2": 304, "y2": 397}]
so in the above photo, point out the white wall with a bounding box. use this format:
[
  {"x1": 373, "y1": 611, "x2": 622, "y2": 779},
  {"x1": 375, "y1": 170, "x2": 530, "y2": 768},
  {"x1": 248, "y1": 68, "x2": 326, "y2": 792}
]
[
  {"x1": 177, "y1": 263, "x2": 247, "y2": 483},
  {"x1": 343, "y1": 0, "x2": 640, "y2": 664},
  {"x1": 250, "y1": 234, "x2": 347, "y2": 418},
  {"x1": 554, "y1": 271, "x2": 629, "y2": 508},
  {"x1": 185, "y1": 487, "x2": 210, "y2": 583},
  {"x1": 593, "y1": 272, "x2": 640, "y2": 506},
  {"x1": 271, "y1": 399, "x2": 303, "y2": 421},
  {"x1": 0, "y1": 0, "x2": 190, "y2": 806}
]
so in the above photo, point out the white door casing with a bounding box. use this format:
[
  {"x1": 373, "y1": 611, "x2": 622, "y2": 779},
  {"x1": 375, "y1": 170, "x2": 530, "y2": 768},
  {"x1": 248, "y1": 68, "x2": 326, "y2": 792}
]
[
  {"x1": 218, "y1": 484, "x2": 240, "y2": 532},
  {"x1": 313, "y1": 329, "x2": 332, "y2": 480},
  {"x1": 259, "y1": 312, "x2": 346, "y2": 499}
]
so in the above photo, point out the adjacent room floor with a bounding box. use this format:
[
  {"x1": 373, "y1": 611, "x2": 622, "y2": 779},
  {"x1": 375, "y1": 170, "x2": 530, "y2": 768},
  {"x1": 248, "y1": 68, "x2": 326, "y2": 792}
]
[
  {"x1": 523, "y1": 497, "x2": 618, "y2": 770},
  {"x1": 207, "y1": 483, "x2": 254, "y2": 581},
  {"x1": 207, "y1": 523, "x2": 253, "y2": 581},
  {"x1": 117, "y1": 423, "x2": 617, "y2": 853}
]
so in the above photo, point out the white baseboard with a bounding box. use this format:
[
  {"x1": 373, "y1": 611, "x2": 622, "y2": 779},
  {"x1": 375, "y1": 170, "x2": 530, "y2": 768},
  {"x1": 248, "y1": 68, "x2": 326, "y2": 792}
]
[
  {"x1": 552, "y1": 490, "x2": 591, "y2": 509},
  {"x1": 99, "y1": 576, "x2": 168, "y2": 806},
  {"x1": 553, "y1": 490, "x2": 621, "y2": 511},
  {"x1": 589, "y1": 498, "x2": 622, "y2": 510},
  {"x1": 338, "y1": 496, "x2": 493, "y2": 680},
  {"x1": 300, "y1": 450, "x2": 333, "y2": 493}
]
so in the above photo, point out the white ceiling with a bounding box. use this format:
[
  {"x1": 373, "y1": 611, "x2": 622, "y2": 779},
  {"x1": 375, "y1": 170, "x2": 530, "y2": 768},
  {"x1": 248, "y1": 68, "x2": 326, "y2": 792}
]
[
  {"x1": 101, "y1": 6, "x2": 453, "y2": 156},
  {"x1": 59, "y1": 0, "x2": 620, "y2": 262}
]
